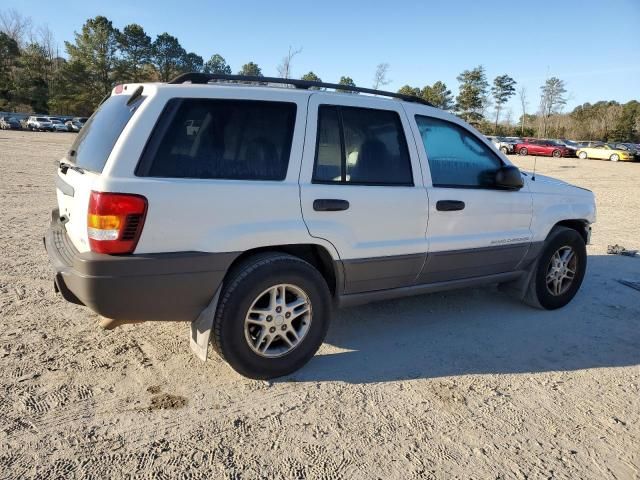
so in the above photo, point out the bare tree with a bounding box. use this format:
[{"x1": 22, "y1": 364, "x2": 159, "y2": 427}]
[
  {"x1": 37, "y1": 24, "x2": 56, "y2": 60},
  {"x1": 539, "y1": 77, "x2": 567, "y2": 137},
  {"x1": 0, "y1": 8, "x2": 33, "y2": 47},
  {"x1": 504, "y1": 108, "x2": 513, "y2": 127},
  {"x1": 277, "y1": 46, "x2": 302, "y2": 80},
  {"x1": 518, "y1": 86, "x2": 528, "y2": 136},
  {"x1": 373, "y1": 62, "x2": 390, "y2": 90}
]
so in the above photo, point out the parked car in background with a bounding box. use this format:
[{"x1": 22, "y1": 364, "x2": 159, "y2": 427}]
[
  {"x1": 486, "y1": 135, "x2": 518, "y2": 154},
  {"x1": 576, "y1": 144, "x2": 634, "y2": 162},
  {"x1": 515, "y1": 139, "x2": 574, "y2": 157},
  {"x1": 0, "y1": 116, "x2": 22, "y2": 130},
  {"x1": 610, "y1": 143, "x2": 640, "y2": 161},
  {"x1": 575, "y1": 141, "x2": 604, "y2": 148},
  {"x1": 26, "y1": 116, "x2": 54, "y2": 131},
  {"x1": 65, "y1": 117, "x2": 88, "y2": 132},
  {"x1": 556, "y1": 139, "x2": 580, "y2": 153},
  {"x1": 50, "y1": 118, "x2": 70, "y2": 132}
]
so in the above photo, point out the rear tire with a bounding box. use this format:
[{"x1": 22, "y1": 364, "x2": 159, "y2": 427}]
[
  {"x1": 523, "y1": 226, "x2": 587, "y2": 310},
  {"x1": 552, "y1": 149, "x2": 561, "y2": 158},
  {"x1": 500, "y1": 146, "x2": 508, "y2": 154},
  {"x1": 212, "y1": 253, "x2": 332, "y2": 379},
  {"x1": 578, "y1": 151, "x2": 588, "y2": 159},
  {"x1": 610, "y1": 154, "x2": 619, "y2": 162},
  {"x1": 519, "y1": 147, "x2": 528, "y2": 156}
]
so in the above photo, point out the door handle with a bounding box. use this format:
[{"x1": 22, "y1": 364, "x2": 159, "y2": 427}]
[
  {"x1": 313, "y1": 199, "x2": 350, "y2": 212},
  {"x1": 436, "y1": 200, "x2": 465, "y2": 211}
]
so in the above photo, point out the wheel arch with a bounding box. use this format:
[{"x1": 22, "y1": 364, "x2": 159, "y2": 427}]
[
  {"x1": 225, "y1": 244, "x2": 342, "y2": 296},
  {"x1": 551, "y1": 219, "x2": 590, "y2": 243}
]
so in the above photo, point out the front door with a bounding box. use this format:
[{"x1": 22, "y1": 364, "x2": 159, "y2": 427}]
[
  {"x1": 406, "y1": 111, "x2": 534, "y2": 283},
  {"x1": 299, "y1": 94, "x2": 429, "y2": 294}
]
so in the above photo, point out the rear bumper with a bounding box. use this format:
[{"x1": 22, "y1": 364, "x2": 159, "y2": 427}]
[{"x1": 44, "y1": 209, "x2": 238, "y2": 322}]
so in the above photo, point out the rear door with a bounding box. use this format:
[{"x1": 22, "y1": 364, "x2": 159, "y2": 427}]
[
  {"x1": 56, "y1": 91, "x2": 144, "y2": 252},
  {"x1": 406, "y1": 109, "x2": 533, "y2": 283},
  {"x1": 299, "y1": 94, "x2": 428, "y2": 294}
]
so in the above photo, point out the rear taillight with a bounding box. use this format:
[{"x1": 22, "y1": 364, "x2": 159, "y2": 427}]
[{"x1": 88, "y1": 191, "x2": 147, "y2": 254}]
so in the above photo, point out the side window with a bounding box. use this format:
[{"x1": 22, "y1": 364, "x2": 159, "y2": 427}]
[
  {"x1": 139, "y1": 99, "x2": 296, "y2": 180},
  {"x1": 313, "y1": 105, "x2": 413, "y2": 186},
  {"x1": 314, "y1": 106, "x2": 343, "y2": 182},
  {"x1": 415, "y1": 115, "x2": 502, "y2": 188}
]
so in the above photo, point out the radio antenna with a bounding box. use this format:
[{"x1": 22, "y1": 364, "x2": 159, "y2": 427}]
[{"x1": 532, "y1": 156, "x2": 537, "y2": 181}]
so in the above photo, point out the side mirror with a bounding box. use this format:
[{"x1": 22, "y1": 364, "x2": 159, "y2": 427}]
[{"x1": 495, "y1": 165, "x2": 524, "y2": 190}]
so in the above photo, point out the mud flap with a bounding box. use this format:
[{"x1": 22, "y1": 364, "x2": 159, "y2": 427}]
[
  {"x1": 498, "y1": 259, "x2": 538, "y2": 301},
  {"x1": 189, "y1": 285, "x2": 222, "y2": 361}
]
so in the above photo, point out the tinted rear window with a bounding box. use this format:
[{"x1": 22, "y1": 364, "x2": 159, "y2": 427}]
[
  {"x1": 137, "y1": 99, "x2": 296, "y2": 180},
  {"x1": 68, "y1": 94, "x2": 142, "y2": 172}
]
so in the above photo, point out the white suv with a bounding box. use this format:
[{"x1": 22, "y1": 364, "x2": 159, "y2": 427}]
[
  {"x1": 27, "y1": 116, "x2": 54, "y2": 131},
  {"x1": 45, "y1": 74, "x2": 596, "y2": 379}
]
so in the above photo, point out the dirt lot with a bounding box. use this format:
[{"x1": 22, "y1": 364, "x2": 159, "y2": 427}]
[{"x1": 1, "y1": 130, "x2": 639, "y2": 479}]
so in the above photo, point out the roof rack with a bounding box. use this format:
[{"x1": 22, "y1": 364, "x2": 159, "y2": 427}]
[{"x1": 168, "y1": 73, "x2": 434, "y2": 107}]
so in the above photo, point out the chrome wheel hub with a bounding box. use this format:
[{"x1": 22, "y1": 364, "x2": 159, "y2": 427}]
[
  {"x1": 545, "y1": 246, "x2": 577, "y2": 296},
  {"x1": 244, "y1": 284, "x2": 312, "y2": 358}
]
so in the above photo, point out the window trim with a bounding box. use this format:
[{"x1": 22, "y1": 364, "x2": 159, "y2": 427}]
[
  {"x1": 415, "y1": 114, "x2": 506, "y2": 190},
  {"x1": 312, "y1": 104, "x2": 415, "y2": 187},
  {"x1": 135, "y1": 97, "x2": 297, "y2": 181}
]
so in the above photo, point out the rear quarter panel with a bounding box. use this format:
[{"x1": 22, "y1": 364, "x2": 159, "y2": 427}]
[{"x1": 97, "y1": 85, "x2": 339, "y2": 258}]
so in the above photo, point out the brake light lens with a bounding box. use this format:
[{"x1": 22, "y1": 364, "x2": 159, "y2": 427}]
[{"x1": 88, "y1": 191, "x2": 147, "y2": 254}]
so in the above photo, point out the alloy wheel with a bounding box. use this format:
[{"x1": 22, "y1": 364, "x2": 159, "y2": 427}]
[
  {"x1": 244, "y1": 284, "x2": 312, "y2": 358},
  {"x1": 545, "y1": 246, "x2": 577, "y2": 296}
]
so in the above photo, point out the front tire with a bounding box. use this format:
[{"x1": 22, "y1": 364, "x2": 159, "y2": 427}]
[
  {"x1": 519, "y1": 147, "x2": 528, "y2": 156},
  {"x1": 500, "y1": 146, "x2": 508, "y2": 154},
  {"x1": 212, "y1": 253, "x2": 332, "y2": 379},
  {"x1": 552, "y1": 149, "x2": 561, "y2": 158},
  {"x1": 610, "y1": 154, "x2": 619, "y2": 162},
  {"x1": 578, "y1": 151, "x2": 588, "y2": 159},
  {"x1": 524, "y1": 226, "x2": 587, "y2": 310}
]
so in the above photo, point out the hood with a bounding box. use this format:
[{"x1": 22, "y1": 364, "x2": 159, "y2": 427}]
[{"x1": 525, "y1": 172, "x2": 592, "y2": 195}]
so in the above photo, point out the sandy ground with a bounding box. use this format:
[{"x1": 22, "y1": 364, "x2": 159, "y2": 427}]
[{"x1": 0, "y1": 130, "x2": 639, "y2": 479}]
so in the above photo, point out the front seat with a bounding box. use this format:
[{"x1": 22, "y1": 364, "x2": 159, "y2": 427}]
[{"x1": 349, "y1": 139, "x2": 391, "y2": 183}]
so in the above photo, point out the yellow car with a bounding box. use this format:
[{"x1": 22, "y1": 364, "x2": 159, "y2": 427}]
[{"x1": 576, "y1": 144, "x2": 634, "y2": 162}]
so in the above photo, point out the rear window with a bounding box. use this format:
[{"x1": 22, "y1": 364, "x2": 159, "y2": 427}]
[
  {"x1": 67, "y1": 94, "x2": 142, "y2": 172},
  {"x1": 136, "y1": 99, "x2": 296, "y2": 180}
]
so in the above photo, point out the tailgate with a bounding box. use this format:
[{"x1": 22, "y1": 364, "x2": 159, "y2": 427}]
[{"x1": 55, "y1": 168, "x2": 98, "y2": 253}]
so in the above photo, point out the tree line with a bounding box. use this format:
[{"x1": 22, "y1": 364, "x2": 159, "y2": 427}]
[{"x1": 1, "y1": 9, "x2": 638, "y2": 141}]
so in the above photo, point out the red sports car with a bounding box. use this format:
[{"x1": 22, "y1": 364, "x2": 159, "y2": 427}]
[{"x1": 515, "y1": 139, "x2": 574, "y2": 158}]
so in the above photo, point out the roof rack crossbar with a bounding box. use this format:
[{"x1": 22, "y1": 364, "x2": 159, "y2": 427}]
[{"x1": 168, "y1": 73, "x2": 434, "y2": 107}]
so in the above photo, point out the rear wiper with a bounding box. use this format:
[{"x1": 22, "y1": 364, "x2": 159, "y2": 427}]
[{"x1": 57, "y1": 161, "x2": 85, "y2": 175}]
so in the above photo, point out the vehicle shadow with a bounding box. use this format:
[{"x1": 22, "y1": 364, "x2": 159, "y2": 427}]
[{"x1": 286, "y1": 254, "x2": 640, "y2": 384}]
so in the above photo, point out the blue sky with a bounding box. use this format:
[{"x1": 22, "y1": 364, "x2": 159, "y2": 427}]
[{"x1": 6, "y1": 0, "x2": 640, "y2": 116}]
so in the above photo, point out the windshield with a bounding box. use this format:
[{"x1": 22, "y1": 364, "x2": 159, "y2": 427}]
[
  {"x1": 67, "y1": 94, "x2": 143, "y2": 172},
  {"x1": 37, "y1": 117, "x2": 49, "y2": 121}
]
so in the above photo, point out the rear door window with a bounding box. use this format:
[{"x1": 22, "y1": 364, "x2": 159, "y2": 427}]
[
  {"x1": 68, "y1": 94, "x2": 143, "y2": 172},
  {"x1": 313, "y1": 105, "x2": 413, "y2": 186},
  {"x1": 137, "y1": 99, "x2": 297, "y2": 180}
]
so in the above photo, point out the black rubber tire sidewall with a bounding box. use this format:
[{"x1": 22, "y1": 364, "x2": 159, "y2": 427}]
[
  {"x1": 213, "y1": 255, "x2": 331, "y2": 379},
  {"x1": 533, "y1": 228, "x2": 587, "y2": 310}
]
